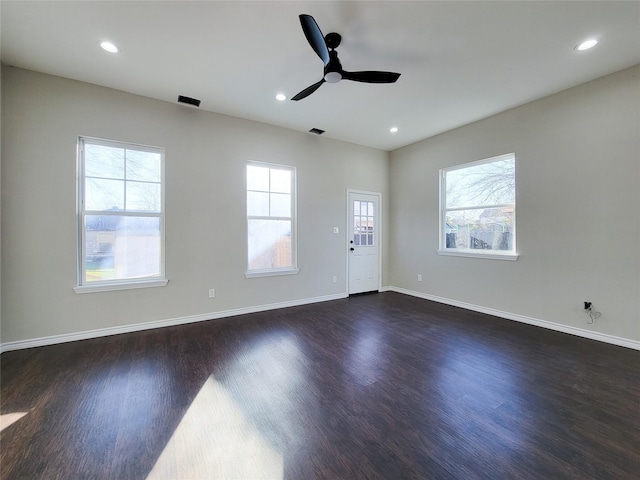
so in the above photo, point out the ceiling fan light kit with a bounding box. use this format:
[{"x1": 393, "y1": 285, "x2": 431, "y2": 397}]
[{"x1": 292, "y1": 14, "x2": 401, "y2": 101}]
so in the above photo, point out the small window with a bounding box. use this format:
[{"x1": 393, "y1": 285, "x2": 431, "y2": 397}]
[
  {"x1": 246, "y1": 162, "x2": 298, "y2": 277},
  {"x1": 75, "y1": 137, "x2": 167, "y2": 292},
  {"x1": 353, "y1": 200, "x2": 375, "y2": 246},
  {"x1": 439, "y1": 153, "x2": 517, "y2": 260}
]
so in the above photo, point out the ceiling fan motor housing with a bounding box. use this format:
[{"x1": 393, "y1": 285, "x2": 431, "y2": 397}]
[{"x1": 324, "y1": 50, "x2": 343, "y2": 83}]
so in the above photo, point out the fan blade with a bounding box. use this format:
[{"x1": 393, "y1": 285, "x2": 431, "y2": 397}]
[
  {"x1": 299, "y1": 14, "x2": 330, "y2": 65},
  {"x1": 291, "y1": 79, "x2": 326, "y2": 101},
  {"x1": 342, "y1": 71, "x2": 401, "y2": 83}
]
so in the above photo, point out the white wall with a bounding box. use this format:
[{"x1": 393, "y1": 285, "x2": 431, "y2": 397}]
[
  {"x1": 389, "y1": 65, "x2": 640, "y2": 343},
  {"x1": 1, "y1": 66, "x2": 389, "y2": 344}
]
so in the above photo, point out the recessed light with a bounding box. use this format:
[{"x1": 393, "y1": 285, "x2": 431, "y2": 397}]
[
  {"x1": 575, "y1": 39, "x2": 598, "y2": 51},
  {"x1": 100, "y1": 41, "x2": 119, "y2": 53},
  {"x1": 275, "y1": 93, "x2": 286, "y2": 101},
  {"x1": 390, "y1": 127, "x2": 399, "y2": 133}
]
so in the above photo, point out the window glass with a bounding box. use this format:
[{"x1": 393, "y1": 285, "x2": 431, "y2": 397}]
[
  {"x1": 247, "y1": 165, "x2": 270, "y2": 191},
  {"x1": 441, "y1": 154, "x2": 516, "y2": 255},
  {"x1": 126, "y1": 149, "x2": 161, "y2": 182},
  {"x1": 79, "y1": 137, "x2": 165, "y2": 287},
  {"x1": 353, "y1": 201, "x2": 375, "y2": 246},
  {"x1": 246, "y1": 162, "x2": 296, "y2": 274}
]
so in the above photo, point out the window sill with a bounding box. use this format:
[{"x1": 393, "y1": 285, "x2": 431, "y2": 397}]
[
  {"x1": 245, "y1": 268, "x2": 299, "y2": 279},
  {"x1": 437, "y1": 250, "x2": 519, "y2": 261},
  {"x1": 74, "y1": 279, "x2": 169, "y2": 294}
]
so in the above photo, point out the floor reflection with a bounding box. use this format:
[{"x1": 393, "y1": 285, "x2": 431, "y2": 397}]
[
  {"x1": 146, "y1": 375, "x2": 283, "y2": 479},
  {"x1": 433, "y1": 339, "x2": 527, "y2": 452},
  {"x1": 347, "y1": 321, "x2": 386, "y2": 386},
  {"x1": 0, "y1": 411, "x2": 29, "y2": 432}
]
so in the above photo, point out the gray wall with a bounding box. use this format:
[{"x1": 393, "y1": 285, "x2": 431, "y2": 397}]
[
  {"x1": 389, "y1": 65, "x2": 640, "y2": 342},
  {"x1": 1, "y1": 66, "x2": 389, "y2": 343},
  {"x1": 3, "y1": 64, "x2": 639, "y2": 347}
]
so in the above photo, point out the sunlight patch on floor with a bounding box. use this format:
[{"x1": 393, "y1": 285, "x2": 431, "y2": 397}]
[
  {"x1": 0, "y1": 411, "x2": 29, "y2": 432},
  {"x1": 146, "y1": 376, "x2": 283, "y2": 480}
]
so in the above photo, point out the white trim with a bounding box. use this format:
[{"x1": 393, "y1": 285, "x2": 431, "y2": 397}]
[
  {"x1": 245, "y1": 268, "x2": 299, "y2": 278},
  {"x1": 346, "y1": 189, "x2": 383, "y2": 294},
  {"x1": 74, "y1": 278, "x2": 168, "y2": 294},
  {"x1": 4, "y1": 289, "x2": 637, "y2": 353},
  {"x1": 0, "y1": 293, "x2": 347, "y2": 353},
  {"x1": 77, "y1": 136, "x2": 167, "y2": 289},
  {"x1": 440, "y1": 152, "x2": 516, "y2": 256},
  {"x1": 386, "y1": 286, "x2": 640, "y2": 351},
  {"x1": 437, "y1": 250, "x2": 519, "y2": 261},
  {"x1": 246, "y1": 161, "x2": 298, "y2": 274}
]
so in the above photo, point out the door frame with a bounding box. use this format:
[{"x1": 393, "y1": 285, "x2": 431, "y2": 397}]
[{"x1": 346, "y1": 189, "x2": 383, "y2": 295}]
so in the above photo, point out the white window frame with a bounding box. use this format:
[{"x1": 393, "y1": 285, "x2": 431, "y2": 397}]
[
  {"x1": 74, "y1": 136, "x2": 168, "y2": 293},
  {"x1": 245, "y1": 161, "x2": 298, "y2": 278},
  {"x1": 438, "y1": 153, "x2": 518, "y2": 261}
]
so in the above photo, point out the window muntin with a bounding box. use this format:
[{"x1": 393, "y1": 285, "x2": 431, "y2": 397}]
[
  {"x1": 78, "y1": 137, "x2": 165, "y2": 289},
  {"x1": 353, "y1": 200, "x2": 375, "y2": 246},
  {"x1": 246, "y1": 162, "x2": 297, "y2": 275},
  {"x1": 440, "y1": 153, "x2": 516, "y2": 258}
]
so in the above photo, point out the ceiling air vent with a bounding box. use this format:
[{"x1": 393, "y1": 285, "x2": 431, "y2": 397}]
[
  {"x1": 177, "y1": 95, "x2": 201, "y2": 107},
  {"x1": 309, "y1": 128, "x2": 325, "y2": 135}
]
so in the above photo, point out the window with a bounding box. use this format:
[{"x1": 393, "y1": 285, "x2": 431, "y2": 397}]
[
  {"x1": 75, "y1": 137, "x2": 167, "y2": 292},
  {"x1": 246, "y1": 162, "x2": 298, "y2": 277},
  {"x1": 353, "y1": 200, "x2": 375, "y2": 246},
  {"x1": 439, "y1": 153, "x2": 517, "y2": 260}
]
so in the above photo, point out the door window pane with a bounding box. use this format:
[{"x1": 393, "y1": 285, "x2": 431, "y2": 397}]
[{"x1": 353, "y1": 201, "x2": 375, "y2": 246}]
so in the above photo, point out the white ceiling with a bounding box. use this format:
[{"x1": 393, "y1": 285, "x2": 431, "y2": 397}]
[{"x1": 2, "y1": 1, "x2": 639, "y2": 151}]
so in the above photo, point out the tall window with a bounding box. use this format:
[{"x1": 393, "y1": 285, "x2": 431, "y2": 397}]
[
  {"x1": 76, "y1": 137, "x2": 166, "y2": 292},
  {"x1": 246, "y1": 162, "x2": 297, "y2": 276},
  {"x1": 439, "y1": 153, "x2": 517, "y2": 259}
]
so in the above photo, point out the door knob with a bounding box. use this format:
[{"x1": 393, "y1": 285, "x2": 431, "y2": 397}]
[{"x1": 350, "y1": 247, "x2": 355, "y2": 251}]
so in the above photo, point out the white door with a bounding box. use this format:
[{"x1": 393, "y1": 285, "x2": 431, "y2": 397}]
[{"x1": 348, "y1": 191, "x2": 380, "y2": 294}]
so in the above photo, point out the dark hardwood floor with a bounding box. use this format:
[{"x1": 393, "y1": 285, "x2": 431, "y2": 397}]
[{"x1": 1, "y1": 292, "x2": 639, "y2": 479}]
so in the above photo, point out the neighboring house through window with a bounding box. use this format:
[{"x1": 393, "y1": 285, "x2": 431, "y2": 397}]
[
  {"x1": 246, "y1": 161, "x2": 298, "y2": 277},
  {"x1": 439, "y1": 153, "x2": 518, "y2": 260},
  {"x1": 75, "y1": 137, "x2": 167, "y2": 292}
]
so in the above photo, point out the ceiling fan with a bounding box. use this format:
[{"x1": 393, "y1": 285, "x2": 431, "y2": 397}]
[{"x1": 292, "y1": 14, "x2": 401, "y2": 101}]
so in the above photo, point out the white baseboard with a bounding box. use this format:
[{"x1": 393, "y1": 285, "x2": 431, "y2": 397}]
[
  {"x1": 4, "y1": 289, "x2": 637, "y2": 353},
  {"x1": 0, "y1": 293, "x2": 348, "y2": 353},
  {"x1": 386, "y1": 286, "x2": 640, "y2": 351}
]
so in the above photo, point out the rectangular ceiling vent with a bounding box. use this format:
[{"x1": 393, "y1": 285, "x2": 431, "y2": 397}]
[
  {"x1": 309, "y1": 128, "x2": 325, "y2": 135},
  {"x1": 177, "y1": 95, "x2": 201, "y2": 107}
]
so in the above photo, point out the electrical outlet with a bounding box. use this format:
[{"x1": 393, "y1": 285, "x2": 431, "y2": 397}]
[
  {"x1": 332, "y1": 275, "x2": 338, "y2": 283},
  {"x1": 333, "y1": 227, "x2": 339, "y2": 234},
  {"x1": 208, "y1": 289, "x2": 215, "y2": 298},
  {"x1": 417, "y1": 274, "x2": 422, "y2": 282}
]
